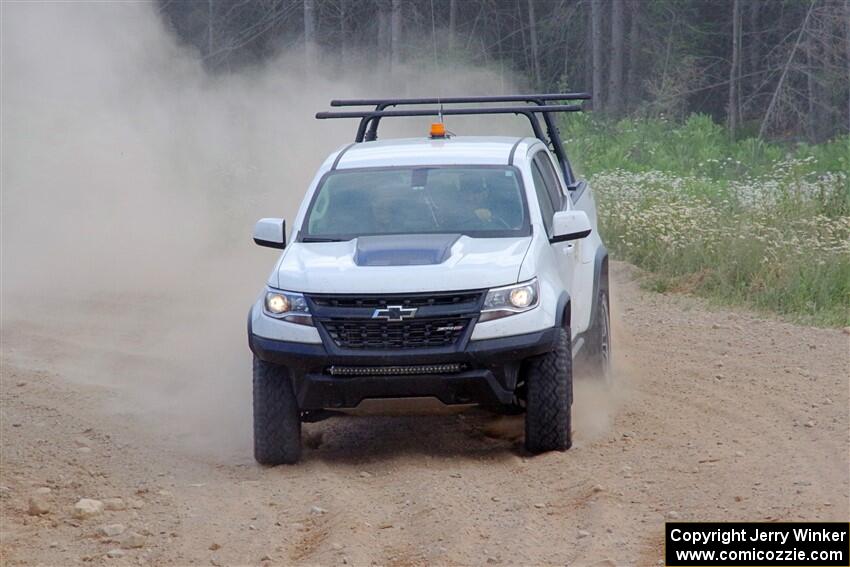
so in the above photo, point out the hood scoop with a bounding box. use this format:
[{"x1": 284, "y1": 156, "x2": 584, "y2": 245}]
[{"x1": 354, "y1": 234, "x2": 460, "y2": 267}]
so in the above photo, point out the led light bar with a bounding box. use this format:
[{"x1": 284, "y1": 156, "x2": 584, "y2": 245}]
[{"x1": 327, "y1": 364, "x2": 465, "y2": 377}]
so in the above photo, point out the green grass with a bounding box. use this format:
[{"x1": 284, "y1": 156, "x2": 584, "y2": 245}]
[{"x1": 563, "y1": 114, "x2": 850, "y2": 327}]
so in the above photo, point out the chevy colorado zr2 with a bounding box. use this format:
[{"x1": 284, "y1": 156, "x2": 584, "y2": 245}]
[{"x1": 248, "y1": 94, "x2": 610, "y2": 464}]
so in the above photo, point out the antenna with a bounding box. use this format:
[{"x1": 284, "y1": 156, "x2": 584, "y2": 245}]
[{"x1": 429, "y1": 0, "x2": 444, "y2": 127}]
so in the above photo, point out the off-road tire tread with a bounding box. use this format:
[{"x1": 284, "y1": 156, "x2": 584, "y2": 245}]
[
  {"x1": 524, "y1": 327, "x2": 573, "y2": 453},
  {"x1": 253, "y1": 357, "x2": 301, "y2": 465},
  {"x1": 587, "y1": 291, "x2": 611, "y2": 377}
]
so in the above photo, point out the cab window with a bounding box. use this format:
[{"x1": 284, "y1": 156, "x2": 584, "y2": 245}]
[
  {"x1": 533, "y1": 151, "x2": 564, "y2": 210},
  {"x1": 530, "y1": 161, "x2": 555, "y2": 237}
]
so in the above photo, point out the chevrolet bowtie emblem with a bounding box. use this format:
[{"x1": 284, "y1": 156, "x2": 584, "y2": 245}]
[{"x1": 372, "y1": 305, "x2": 417, "y2": 321}]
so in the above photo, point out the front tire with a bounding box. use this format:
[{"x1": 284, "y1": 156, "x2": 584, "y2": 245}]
[
  {"x1": 523, "y1": 327, "x2": 573, "y2": 453},
  {"x1": 253, "y1": 357, "x2": 302, "y2": 465}
]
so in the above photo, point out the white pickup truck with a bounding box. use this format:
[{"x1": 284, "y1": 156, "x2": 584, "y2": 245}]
[{"x1": 248, "y1": 94, "x2": 610, "y2": 464}]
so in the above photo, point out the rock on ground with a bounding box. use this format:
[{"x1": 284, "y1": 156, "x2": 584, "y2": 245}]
[
  {"x1": 99, "y1": 523, "x2": 126, "y2": 537},
  {"x1": 73, "y1": 498, "x2": 104, "y2": 519},
  {"x1": 28, "y1": 495, "x2": 51, "y2": 515},
  {"x1": 120, "y1": 531, "x2": 146, "y2": 549}
]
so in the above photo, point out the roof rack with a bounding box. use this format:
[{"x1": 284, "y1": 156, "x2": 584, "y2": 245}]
[{"x1": 315, "y1": 93, "x2": 590, "y2": 182}]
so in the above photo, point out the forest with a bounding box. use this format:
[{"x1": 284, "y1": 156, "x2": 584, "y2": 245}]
[
  {"x1": 155, "y1": 0, "x2": 849, "y2": 324},
  {"x1": 158, "y1": 0, "x2": 850, "y2": 142}
]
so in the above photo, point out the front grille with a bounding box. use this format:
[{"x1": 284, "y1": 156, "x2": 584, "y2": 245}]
[
  {"x1": 322, "y1": 317, "x2": 470, "y2": 350},
  {"x1": 309, "y1": 291, "x2": 483, "y2": 309}
]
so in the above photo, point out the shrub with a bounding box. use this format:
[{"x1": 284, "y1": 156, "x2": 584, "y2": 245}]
[{"x1": 565, "y1": 115, "x2": 850, "y2": 326}]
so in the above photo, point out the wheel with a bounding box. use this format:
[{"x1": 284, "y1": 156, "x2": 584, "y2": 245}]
[
  {"x1": 253, "y1": 357, "x2": 302, "y2": 465},
  {"x1": 523, "y1": 326, "x2": 573, "y2": 453},
  {"x1": 587, "y1": 291, "x2": 612, "y2": 383}
]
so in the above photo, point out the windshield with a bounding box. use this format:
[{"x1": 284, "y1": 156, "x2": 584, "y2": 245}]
[{"x1": 302, "y1": 166, "x2": 530, "y2": 240}]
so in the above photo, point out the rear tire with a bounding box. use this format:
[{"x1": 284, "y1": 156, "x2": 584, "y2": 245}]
[
  {"x1": 253, "y1": 357, "x2": 302, "y2": 465},
  {"x1": 588, "y1": 291, "x2": 612, "y2": 383},
  {"x1": 524, "y1": 327, "x2": 573, "y2": 453}
]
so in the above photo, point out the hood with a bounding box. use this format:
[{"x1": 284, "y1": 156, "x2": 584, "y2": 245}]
[{"x1": 272, "y1": 235, "x2": 532, "y2": 293}]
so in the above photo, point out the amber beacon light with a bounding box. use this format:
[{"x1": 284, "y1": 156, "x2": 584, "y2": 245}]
[{"x1": 429, "y1": 122, "x2": 447, "y2": 138}]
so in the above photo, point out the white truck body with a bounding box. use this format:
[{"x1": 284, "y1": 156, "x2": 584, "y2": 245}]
[
  {"x1": 247, "y1": 94, "x2": 609, "y2": 463},
  {"x1": 251, "y1": 136, "x2": 606, "y2": 347}
]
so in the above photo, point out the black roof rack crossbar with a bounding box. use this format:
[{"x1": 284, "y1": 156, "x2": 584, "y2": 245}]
[
  {"x1": 329, "y1": 93, "x2": 588, "y2": 145},
  {"x1": 316, "y1": 93, "x2": 590, "y2": 182},
  {"x1": 329, "y1": 93, "x2": 591, "y2": 107}
]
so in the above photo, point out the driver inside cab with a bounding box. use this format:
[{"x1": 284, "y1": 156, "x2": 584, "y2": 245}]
[{"x1": 459, "y1": 172, "x2": 495, "y2": 225}]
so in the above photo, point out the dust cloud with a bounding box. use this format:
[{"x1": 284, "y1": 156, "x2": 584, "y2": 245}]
[
  {"x1": 0, "y1": 2, "x2": 522, "y2": 459},
  {"x1": 1, "y1": 2, "x2": 615, "y2": 459},
  {"x1": 572, "y1": 279, "x2": 636, "y2": 443}
]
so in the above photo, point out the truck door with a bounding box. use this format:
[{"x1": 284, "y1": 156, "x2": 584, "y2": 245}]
[{"x1": 529, "y1": 152, "x2": 578, "y2": 327}]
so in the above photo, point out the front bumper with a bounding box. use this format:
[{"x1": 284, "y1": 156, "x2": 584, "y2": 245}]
[{"x1": 248, "y1": 327, "x2": 558, "y2": 410}]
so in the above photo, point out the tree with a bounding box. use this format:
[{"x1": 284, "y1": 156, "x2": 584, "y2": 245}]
[
  {"x1": 527, "y1": 0, "x2": 541, "y2": 88},
  {"x1": 626, "y1": 0, "x2": 641, "y2": 105},
  {"x1": 304, "y1": 0, "x2": 317, "y2": 67},
  {"x1": 449, "y1": 0, "x2": 457, "y2": 51},
  {"x1": 608, "y1": 0, "x2": 625, "y2": 116},
  {"x1": 377, "y1": 0, "x2": 390, "y2": 69},
  {"x1": 391, "y1": 0, "x2": 403, "y2": 70},
  {"x1": 846, "y1": 0, "x2": 850, "y2": 134},
  {"x1": 728, "y1": 0, "x2": 741, "y2": 137},
  {"x1": 806, "y1": 7, "x2": 821, "y2": 140},
  {"x1": 339, "y1": 0, "x2": 348, "y2": 64},
  {"x1": 747, "y1": 0, "x2": 760, "y2": 94},
  {"x1": 156, "y1": 0, "x2": 850, "y2": 140},
  {"x1": 758, "y1": 0, "x2": 816, "y2": 139},
  {"x1": 591, "y1": 0, "x2": 605, "y2": 111},
  {"x1": 207, "y1": 0, "x2": 214, "y2": 56}
]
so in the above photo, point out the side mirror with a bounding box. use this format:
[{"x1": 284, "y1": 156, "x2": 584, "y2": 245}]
[
  {"x1": 253, "y1": 218, "x2": 286, "y2": 249},
  {"x1": 551, "y1": 210, "x2": 591, "y2": 243}
]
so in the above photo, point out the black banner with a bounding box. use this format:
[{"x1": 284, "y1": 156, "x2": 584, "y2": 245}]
[{"x1": 665, "y1": 522, "x2": 849, "y2": 566}]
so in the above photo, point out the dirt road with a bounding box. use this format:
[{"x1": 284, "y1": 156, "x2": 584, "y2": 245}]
[{"x1": 2, "y1": 263, "x2": 848, "y2": 566}]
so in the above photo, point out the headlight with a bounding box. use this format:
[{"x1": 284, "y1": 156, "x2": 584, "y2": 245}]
[
  {"x1": 263, "y1": 289, "x2": 312, "y2": 325},
  {"x1": 480, "y1": 278, "x2": 539, "y2": 322}
]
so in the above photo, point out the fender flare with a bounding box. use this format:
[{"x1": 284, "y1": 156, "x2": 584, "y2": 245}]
[
  {"x1": 554, "y1": 291, "x2": 571, "y2": 329},
  {"x1": 587, "y1": 245, "x2": 609, "y2": 331},
  {"x1": 247, "y1": 305, "x2": 257, "y2": 355}
]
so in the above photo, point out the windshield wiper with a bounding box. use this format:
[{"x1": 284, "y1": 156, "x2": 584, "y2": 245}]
[{"x1": 301, "y1": 236, "x2": 346, "y2": 243}]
